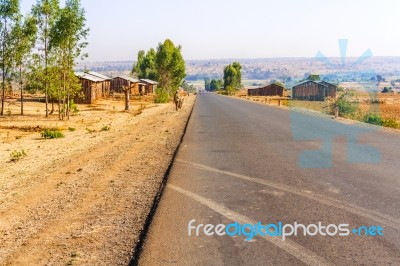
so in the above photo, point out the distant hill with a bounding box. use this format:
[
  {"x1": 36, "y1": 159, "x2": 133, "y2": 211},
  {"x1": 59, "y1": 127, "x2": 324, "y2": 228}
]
[{"x1": 76, "y1": 57, "x2": 400, "y2": 84}]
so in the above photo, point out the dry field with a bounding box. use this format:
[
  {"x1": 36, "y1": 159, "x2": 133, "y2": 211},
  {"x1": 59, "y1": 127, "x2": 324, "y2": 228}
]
[
  {"x1": 351, "y1": 92, "x2": 400, "y2": 120},
  {"x1": 0, "y1": 94, "x2": 196, "y2": 265},
  {"x1": 237, "y1": 91, "x2": 400, "y2": 127}
]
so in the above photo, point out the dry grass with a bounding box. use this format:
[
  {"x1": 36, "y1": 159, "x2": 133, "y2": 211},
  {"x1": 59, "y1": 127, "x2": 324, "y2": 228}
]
[
  {"x1": 352, "y1": 93, "x2": 400, "y2": 120},
  {"x1": 237, "y1": 91, "x2": 400, "y2": 129},
  {"x1": 287, "y1": 100, "x2": 329, "y2": 113},
  {"x1": 0, "y1": 94, "x2": 157, "y2": 144}
]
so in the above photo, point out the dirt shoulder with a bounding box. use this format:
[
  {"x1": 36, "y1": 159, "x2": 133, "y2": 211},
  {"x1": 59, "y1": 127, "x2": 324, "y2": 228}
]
[{"x1": 0, "y1": 95, "x2": 196, "y2": 265}]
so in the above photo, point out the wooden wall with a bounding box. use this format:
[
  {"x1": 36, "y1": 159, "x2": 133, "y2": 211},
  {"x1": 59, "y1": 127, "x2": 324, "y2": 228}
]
[
  {"x1": 143, "y1": 83, "x2": 156, "y2": 94},
  {"x1": 75, "y1": 79, "x2": 103, "y2": 104},
  {"x1": 248, "y1": 84, "x2": 284, "y2": 97},
  {"x1": 292, "y1": 81, "x2": 336, "y2": 101},
  {"x1": 102, "y1": 80, "x2": 111, "y2": 97},
  {"x1": 111, "y1": 77, "x2": 142, "y2": 95}
]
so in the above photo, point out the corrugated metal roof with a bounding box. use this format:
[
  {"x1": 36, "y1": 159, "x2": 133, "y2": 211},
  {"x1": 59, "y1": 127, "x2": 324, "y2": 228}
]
[
  {"x1": 140, "y1": 79, "x2": 158, "y2": 85},
  {"x1": 87, "y1": 71, "x2": 112, "y2": 80},
  {"x1": 293, "y1": 80, "x2": 337, "y2": 89},
  {"x1": 75, "y1": 72, "x2": 105, "y2": 82},
  {"x1": 293, "y1": 80, "x2": 324, "y2": 88},
  {"x1": 319, "y1": 80, "x2": 337, "y2": 87},
  {"x1": 115, "y1": 75, "x2": 141, "y2": 83}
]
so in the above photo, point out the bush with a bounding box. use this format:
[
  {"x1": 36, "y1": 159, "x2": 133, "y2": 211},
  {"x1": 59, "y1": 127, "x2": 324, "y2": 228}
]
[
  {"x1": 381, "y1": 87, "x2": 392, "y2": 93},
  {"x1": 101, "y1": 125, "x2": 111, "y2": 131},
  {"x1": 69, "y1": 100, "x2": 79, "y2": 115},
  {"x1": 363, "y1": 113, "x2": 383, "y2": 126},
  {"x1": 225, "y1": 86, "x2": 237, "y2": 96},
  {"x1": 382, "y1": 118, "x2": 399, "y2": 129},
  {"x1": 68, "y1": 127, "x2": 76, "y2": 131},
  {"x1": 41, "y1": 129, "x2": 64, "y2": 139},
  {"x1": 331, "y1": 96, "x2": 357, "y2": 117},
  {"x1": 10, "y1": 149, "x2": 27, "y2": 161},
  {"x1": 154, "y1": 88, "x2": 169, "y2": 103}
]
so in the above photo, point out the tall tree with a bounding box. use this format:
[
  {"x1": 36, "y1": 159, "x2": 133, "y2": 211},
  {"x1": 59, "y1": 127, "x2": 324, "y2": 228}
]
[
  {"x1": 50, "y1": 0, "x2": 88, "y2": 120},
  {"x1": 133, "y1": 48, "x2": 157, "y2": 80},
  {"x1": 133, "y1": 50, "x2": 145, "y2": 76},
  {"x1": 155, "y1": 39, "x2": 186, "y2": 96},
  {"x1": 11, "y1": 14, "x2": 37, "y2": 115},
  {"x1": 32, "y1": 0, "x2": 60, "y2": 117},
  {"x1": 223, "y1": 61, "x2": 242, "y2": 93},
  {"x1": 0, "y1": 0, "x2": 20, "y2": 116},
  {"x1": 231, "y1": 61, "x2": 241, "y2": 88}
]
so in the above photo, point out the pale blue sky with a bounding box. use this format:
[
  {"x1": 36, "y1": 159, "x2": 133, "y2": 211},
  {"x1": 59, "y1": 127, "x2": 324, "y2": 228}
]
[{"x1": 21, "y1": 0, "x2": 400, "y2": 62}]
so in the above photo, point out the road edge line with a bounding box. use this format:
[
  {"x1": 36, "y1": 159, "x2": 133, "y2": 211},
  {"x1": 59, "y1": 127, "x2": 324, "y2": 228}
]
[{"x1": 129, "y1": 96, "x2": 198, "y2": 266}]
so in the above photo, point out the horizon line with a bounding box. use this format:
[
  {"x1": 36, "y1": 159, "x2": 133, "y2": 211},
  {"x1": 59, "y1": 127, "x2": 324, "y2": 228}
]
[{"x1": 78, "y1": 55, "x2": 400, "y2": 64}]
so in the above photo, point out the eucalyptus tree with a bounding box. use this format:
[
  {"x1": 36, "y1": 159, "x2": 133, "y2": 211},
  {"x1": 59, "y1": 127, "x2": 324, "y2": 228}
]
[
  {"x1": 155, "y1": 39, "x2": 186, "y2": 97},
  {"x1": 32, "y1": 0, "x2": 60, "y2": 117},
  {"x1": 50, "y1": 0, "x2": 88, "y2": 120},
  {"x1": 25, "y1": 52, "x2": 62, "y2": 118},
  {"x1": 11, "y1": 14, "x2": 37, "y2": 115},
  {"x1": 223, "y1": 61, "x2": 242, "y2": 95},
  {"x1": 0, "y1": 0, "x2": 19, "y2": 116},
  {"x1": 133, "y1": 48, "x2": 157, "y2": 80}
]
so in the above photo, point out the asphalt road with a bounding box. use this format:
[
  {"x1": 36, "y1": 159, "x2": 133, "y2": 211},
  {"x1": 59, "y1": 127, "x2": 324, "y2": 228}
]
[{"x1": 138, "y1": 93, "x2": 400, "y2": 265}]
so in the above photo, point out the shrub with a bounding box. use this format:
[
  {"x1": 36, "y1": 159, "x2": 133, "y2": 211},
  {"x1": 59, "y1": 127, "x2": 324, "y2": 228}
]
[
  {"x1": 225, "y1": 86, "x2": 237, "y2": 95},
  {"x1": 101, "y1": 125, "x2": 111, "y2": 131},
  {"x1": 10, "y1": 149, "x2": 27, "y2": 161},
  {"x1": 69, "y1": 100, "x2": 79, "y2": 115},
  {"x1": 363, "y1": 113, "x2": 383, "y2": 126},
  {"x1": 154, "y1": 88, "x2": 169, "y2": 103},
  {"x1": 41, "y1": 129, "x2": 64, "y2": 139},
  {"x1": 331, "y1": 96, "x2": 357, "y2": 117},
  {"x1": 68, "y1": 127, "x2": 76, "y2": 131},
  {"x1": 382, "y1": 118, "x2": 399, "y2": 129},
  {"x1": 381, "y1": 87, "x2": 392, "y2": 93}
]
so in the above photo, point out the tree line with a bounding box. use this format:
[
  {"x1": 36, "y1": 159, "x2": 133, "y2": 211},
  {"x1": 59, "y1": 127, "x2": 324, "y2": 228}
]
[
  {"x1": 204, "y1": 78, "x2": 223, "y2": 91},
  {"x1": 132, "y1": 39, "x2": 186, "y2": 103},
  {"x1": 0, "y1": 0, "x2": 88, "y2": 119},
  {"x1": 204, "y1": 61, "x2": 242, "y2": 95}
]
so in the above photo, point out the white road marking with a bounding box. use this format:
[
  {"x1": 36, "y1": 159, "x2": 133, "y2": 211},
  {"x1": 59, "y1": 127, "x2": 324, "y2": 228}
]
[
  {"x1": 176, "y1": 159, "x2": 400, "y2": 230},
  {"x1": 169, "y1": 184, "x2": 333, "y2": 266}
]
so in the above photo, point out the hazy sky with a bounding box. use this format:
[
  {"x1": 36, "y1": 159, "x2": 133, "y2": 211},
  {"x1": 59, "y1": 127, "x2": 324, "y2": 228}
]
[{"x1": 21, "y1": 0, "x2": 400, "y2": 62}]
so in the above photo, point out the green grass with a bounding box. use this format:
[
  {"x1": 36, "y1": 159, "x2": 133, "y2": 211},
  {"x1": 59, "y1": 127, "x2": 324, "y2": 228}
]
[
  {"x1": 41, "y1": 129, "x2": 64, "y2": 139},
  {"x1": 10, "y1": 149, "x2": 27, "y2": 162}
]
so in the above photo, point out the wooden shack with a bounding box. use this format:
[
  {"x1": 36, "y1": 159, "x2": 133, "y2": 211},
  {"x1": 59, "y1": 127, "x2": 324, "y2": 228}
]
[
  {"x1": 248, "y1": 83, "x2": 285, "y2": 97},
  {"x1": 112, "y1": 76, "x2": 145, "y2": 95},
  {"x1": 87, "y1": 71, "x2": 112, "y2": 97},
  {"x1": 140, "y1": 79, "x2": 158, "y2": 94},
  {"x1": 75, "y1": 72, "x2": 106, "y2": 104},
  {"x1": 292, "y1": 80, "x2": 336, "y2": 101}
]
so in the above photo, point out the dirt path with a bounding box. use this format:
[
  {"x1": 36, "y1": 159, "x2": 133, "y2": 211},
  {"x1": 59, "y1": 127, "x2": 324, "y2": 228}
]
[{"x1": 0, "y1": 95, "x2": 196, "y2": 265}]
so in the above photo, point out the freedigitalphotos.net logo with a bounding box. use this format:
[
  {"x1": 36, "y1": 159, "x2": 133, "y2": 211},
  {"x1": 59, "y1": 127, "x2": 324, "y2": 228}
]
[
  {"x1": 290, "y1": 39, "x2": 381, "y2": 168},
  {"x1": 188, "y1": 219, "x2": 384, "y2": 241}
]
